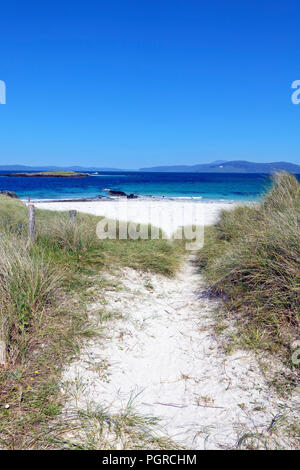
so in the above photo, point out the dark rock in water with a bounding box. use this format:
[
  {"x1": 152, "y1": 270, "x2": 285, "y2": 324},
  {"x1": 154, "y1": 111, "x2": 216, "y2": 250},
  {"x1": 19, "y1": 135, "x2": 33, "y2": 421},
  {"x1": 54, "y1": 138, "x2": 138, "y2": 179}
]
[
  {"x1": 101, "y1": 190, "x2": 138, "y2": 198},
  {"x1": 0, "y1": 190, "x2": 18, "y2": 198},
  {"x1": 107, "y1": 190, "x2": 127, "y2": 197}
]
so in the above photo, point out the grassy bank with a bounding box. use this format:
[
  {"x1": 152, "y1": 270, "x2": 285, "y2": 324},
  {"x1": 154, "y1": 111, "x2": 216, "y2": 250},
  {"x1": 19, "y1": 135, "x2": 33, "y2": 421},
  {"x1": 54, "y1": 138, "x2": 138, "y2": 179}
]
[
  {"x1": 198, "y1": 172, "x2": 300, "y2": 368},
  {"x1": 0, "y1": 196, "x2": 185, "y2": 449}
]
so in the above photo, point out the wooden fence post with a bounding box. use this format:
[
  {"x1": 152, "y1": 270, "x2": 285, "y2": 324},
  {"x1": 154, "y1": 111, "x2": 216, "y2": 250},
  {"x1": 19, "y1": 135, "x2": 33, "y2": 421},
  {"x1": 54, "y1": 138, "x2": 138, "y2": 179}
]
[
  {"x1": 69, "y1": 210, "x2": 77, "y2": 223},
  {"x1": 0, "y1": 320, "x2": 6, "y2": 367},
  {"x1": 0, "y1": 338, "x2": 6, "y2": 367},
  {"x1": 28, "y1": 204, "x2": 36, "y2": 241}
]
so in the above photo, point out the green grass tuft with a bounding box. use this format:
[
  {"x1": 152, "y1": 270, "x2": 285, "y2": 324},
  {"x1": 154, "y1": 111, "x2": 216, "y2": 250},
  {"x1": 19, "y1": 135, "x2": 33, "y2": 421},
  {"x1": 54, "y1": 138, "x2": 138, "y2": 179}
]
[{"x1": 197, "y1": 172, "x2": 300, "y2": 359}]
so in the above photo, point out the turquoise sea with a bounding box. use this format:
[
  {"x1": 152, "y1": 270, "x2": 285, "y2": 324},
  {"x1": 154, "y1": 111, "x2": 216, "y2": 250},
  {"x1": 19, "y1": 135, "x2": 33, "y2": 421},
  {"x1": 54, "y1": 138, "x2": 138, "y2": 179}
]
[{"x1": 0, "y1": 171, "x2": 299, "y2": 202}]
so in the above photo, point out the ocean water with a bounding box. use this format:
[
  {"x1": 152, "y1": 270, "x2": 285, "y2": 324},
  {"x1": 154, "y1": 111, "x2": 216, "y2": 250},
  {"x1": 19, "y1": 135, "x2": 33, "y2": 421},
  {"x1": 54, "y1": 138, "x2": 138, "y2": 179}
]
[{"x1": 0, "y1": 171, "x2": 299, "y2": 202}]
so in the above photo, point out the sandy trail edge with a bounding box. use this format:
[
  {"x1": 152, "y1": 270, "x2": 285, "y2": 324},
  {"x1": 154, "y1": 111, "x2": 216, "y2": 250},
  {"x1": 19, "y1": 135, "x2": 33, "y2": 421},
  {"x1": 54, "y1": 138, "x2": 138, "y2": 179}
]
[{"x1": 62, "y1": 256, "x2": 298, "y2": 450}]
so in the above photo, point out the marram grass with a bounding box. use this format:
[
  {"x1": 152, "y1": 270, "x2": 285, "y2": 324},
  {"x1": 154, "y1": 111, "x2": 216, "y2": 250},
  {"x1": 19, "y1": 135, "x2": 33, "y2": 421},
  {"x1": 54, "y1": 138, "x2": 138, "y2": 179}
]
[{"x1": 197, "y1": 172, "x2": 300, "y2": 357}]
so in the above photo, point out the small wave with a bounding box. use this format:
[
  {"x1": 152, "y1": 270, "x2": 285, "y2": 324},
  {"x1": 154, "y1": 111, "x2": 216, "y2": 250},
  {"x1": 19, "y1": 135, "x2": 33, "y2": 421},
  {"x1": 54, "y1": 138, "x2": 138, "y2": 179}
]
[
  {"x1": 91, "y1": 174, "x2": 126, "y2": 177},
  {"x1": 172, "y1": 196, "x2": 203, "y2": 200}
]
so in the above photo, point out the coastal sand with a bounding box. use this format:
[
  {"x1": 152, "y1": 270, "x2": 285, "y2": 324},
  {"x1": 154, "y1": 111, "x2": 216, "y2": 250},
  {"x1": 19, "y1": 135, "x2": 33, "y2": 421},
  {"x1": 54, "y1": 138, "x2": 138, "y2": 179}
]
[{"x1": 33, "y1": 199, "x2": 238, "y2": 237}]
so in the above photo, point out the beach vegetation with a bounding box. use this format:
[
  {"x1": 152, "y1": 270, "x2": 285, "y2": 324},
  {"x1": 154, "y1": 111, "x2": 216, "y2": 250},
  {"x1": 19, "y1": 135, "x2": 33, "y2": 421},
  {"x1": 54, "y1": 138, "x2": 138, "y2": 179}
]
[
  {"x1": 0, "y1": 194, "x2": 185, "y2": 449},
  {"x1": 197, "y1": 172, "x2": 300, "y2": 364}
]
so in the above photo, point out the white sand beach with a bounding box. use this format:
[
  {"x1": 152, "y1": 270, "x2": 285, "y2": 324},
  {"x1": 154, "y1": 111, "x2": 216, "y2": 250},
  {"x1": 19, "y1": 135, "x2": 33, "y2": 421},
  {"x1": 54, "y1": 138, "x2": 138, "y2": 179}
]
[{"x1": 34, "y1": 199, "x2": 238, "y2": 237}]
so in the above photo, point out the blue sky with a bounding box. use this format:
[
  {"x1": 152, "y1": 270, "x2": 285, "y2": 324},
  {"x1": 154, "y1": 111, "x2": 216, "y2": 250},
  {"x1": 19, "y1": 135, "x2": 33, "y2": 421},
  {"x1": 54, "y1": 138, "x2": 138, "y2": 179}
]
[{"x1": 0, "y1": 1, "x2": 300, "y2": 169}]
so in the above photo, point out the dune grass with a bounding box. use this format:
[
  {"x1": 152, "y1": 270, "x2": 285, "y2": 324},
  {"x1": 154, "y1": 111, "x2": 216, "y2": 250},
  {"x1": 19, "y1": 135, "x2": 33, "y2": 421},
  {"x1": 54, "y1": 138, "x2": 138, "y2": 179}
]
[
  {"x1": 197, "y1": 172, "x2": 300, "y2": 364},
  {"x1": 0, "y1": 195, "x2": 185, "y2": 449}
]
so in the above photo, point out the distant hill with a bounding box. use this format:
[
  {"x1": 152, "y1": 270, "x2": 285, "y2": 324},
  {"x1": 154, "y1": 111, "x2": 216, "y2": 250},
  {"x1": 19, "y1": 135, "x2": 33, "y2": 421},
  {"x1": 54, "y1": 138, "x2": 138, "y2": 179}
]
[{"x1": 140, "y1": 160, "x2": 300, "y2": 173}]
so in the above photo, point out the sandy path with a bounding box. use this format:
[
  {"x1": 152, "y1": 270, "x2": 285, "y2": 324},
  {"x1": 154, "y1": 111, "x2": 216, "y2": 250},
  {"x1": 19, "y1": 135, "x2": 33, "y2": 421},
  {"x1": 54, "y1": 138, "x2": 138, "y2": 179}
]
[{"x1": 62, "y1": 257, "x2": 298, "y2": 450}]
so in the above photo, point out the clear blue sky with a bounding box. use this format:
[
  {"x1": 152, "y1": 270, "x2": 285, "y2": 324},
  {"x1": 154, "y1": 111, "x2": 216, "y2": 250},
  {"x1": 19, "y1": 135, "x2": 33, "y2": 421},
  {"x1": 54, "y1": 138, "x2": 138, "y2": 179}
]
[{"x1": 0, "y1": 1, "x2": 300, "y2": 169}]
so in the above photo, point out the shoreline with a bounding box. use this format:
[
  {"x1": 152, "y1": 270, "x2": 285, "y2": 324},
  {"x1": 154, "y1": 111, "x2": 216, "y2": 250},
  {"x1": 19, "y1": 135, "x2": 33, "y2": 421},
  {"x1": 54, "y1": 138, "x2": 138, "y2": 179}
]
[{"x1": 24, "y1": 196, "x2": 243, "y2": 204}]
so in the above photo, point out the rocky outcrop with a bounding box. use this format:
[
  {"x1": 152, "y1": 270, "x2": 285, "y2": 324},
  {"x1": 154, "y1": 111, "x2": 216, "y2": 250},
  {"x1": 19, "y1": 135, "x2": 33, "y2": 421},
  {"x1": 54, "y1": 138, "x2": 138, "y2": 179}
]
[
  {"x1": 107, "y1": 190, "x2": 139, "y2": 199},
  {"x1": 0, "y1": 190, "x2": 18, "y2": 198}
]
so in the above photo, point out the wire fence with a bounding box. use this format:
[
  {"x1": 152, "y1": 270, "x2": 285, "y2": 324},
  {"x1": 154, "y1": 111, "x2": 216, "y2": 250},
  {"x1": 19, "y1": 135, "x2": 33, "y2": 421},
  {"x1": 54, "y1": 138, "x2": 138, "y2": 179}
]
[{"x1": 0, "y1": 205, "x2": 78, "y2": 241}]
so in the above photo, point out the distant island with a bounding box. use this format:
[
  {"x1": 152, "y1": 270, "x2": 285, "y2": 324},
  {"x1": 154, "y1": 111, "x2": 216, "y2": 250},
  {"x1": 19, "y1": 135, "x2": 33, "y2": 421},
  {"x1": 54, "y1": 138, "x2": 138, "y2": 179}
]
[
  {"x1": 140, "y1": 160, "x2": 300, "y2": 173},
  {"x1": 0, "y1": 165, "x2": 131, "y2": 172},
  {"x1": 2, "y1": 171, "x2": 90, "y2": 178}
]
